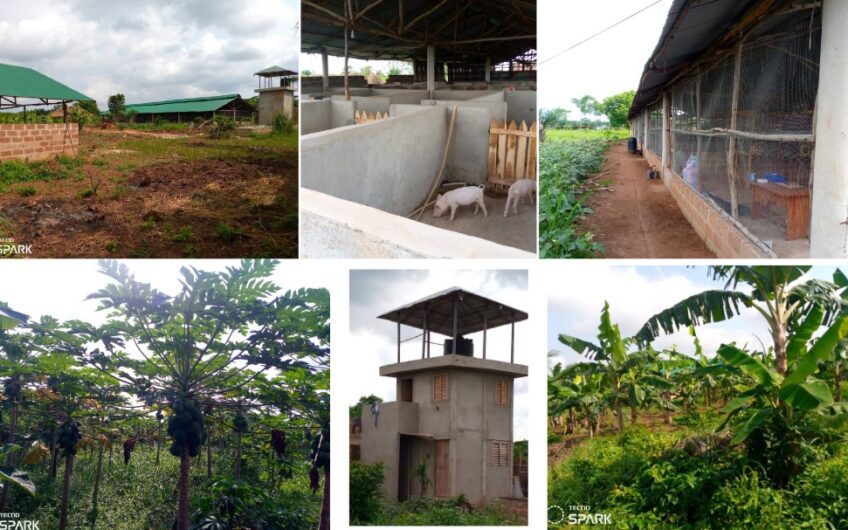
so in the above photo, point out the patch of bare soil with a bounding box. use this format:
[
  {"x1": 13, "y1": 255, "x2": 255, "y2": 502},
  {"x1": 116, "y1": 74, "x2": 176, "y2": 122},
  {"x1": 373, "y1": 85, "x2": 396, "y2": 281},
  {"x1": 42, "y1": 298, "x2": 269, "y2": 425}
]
[
  {"x1": 584, "y1": 142, "x2": 715, "y2": 258},
  {"x1": 417, "y1": 187, "x2": 536, "y2": 253},
  {"x1": 1, "y1": 157, "x2": 297, "y2": 258}
]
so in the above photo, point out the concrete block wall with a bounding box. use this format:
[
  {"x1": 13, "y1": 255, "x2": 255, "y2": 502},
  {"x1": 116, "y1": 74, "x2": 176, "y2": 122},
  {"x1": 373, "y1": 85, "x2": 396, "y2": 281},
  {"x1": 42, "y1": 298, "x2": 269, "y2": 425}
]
[
  {"x1": 0, "y1": 124, "x2": 79, "y2": 161},
  {"x1": 300, "y1": 99, "x2": 356, "y2": 134},
  {"x1": 301, "y1": 107, "x2": 447, "y2": 216},
  {"x1": 644, "y1": 150, "x2": 771, "y2": 258}
]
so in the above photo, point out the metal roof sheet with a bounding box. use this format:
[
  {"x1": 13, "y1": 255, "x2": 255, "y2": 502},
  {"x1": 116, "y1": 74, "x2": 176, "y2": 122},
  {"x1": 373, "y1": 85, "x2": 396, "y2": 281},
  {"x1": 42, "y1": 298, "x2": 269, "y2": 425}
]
[
  {"x1": 629, "y1": 0, "x2": 761, "y2": 118},
  {"x1": 0, "y1": 63, "x2": 93, "y2": 101},
  {"x1": 254, "y1": 65, "x2": 297, "y2": 76},
  {"x1": 124, "y1": 94, "x2": 241, "y2": 115},
  {"x1": 378, "y1": 287, "x2": 528, "y2": 337}
]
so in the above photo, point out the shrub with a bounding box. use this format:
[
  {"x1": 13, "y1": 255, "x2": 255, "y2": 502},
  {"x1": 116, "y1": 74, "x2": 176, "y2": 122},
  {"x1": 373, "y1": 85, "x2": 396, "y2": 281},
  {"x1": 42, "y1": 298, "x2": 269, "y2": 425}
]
[
  {"x1": 209, "y1": 116, "x2": 236, "y2": 138},
  {"x1": 708, "y1": 470, "x2": 789, "y2": 528},
  {"x1": 349, "y1": 461, "x2": 385, "y2": 524},
  {"x1": 215, "y1": 222, "x2": 243, "y2": 242},
  {"x1": 17, "y1": 186, "x2": 36, "y2": 197},
  {"x1": 271, "y1": 112, "x2": 294, "y2": 135}
]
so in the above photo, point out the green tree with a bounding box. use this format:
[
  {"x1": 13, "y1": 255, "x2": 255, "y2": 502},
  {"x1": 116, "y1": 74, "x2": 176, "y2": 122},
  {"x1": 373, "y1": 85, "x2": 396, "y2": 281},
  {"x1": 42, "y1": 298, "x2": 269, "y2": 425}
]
[
  {"x1": 302, "y1": 69, "x2": 313, "y2": 77},
  {"x1": 571, "y1": 95, "x2": 599, "y2": 125},
  {"x1": 540, "y1": 108, "x2": 569, "y2": 130},
  {"x1": 350, "y1": 394, "x2": 382, "y2": 418},
  {"x1": 107, "y1": 94, "x2": 125, "y2": 122},
  {"x1": 599, "y1": 90, "x2": 635, "y2": 128},
  {"x1": 83, "y1": 260, "x2": 329, "y2": 530}
]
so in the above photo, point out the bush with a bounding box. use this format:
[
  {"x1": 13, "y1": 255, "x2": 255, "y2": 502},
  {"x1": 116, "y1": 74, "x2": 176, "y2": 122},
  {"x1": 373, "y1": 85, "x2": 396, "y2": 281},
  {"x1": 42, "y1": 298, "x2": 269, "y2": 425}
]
[
  {"x1": 17, "y1": 185, "x2": 36, "y2": 197},
  {"x1": 209, "y1": 116, "x2": 236, "y2": 138},
  {"x1": 349, "y1": 461, "x2": 384, "y2": 524},
  {"x1": 271, "y1": 112, "x2": 294, "y2": 135},
  {"x1": 374, "y1": 496, "x2": 520, "y2": 526},
  {"x1": 709, "y1": 470, "x2": 789, "y2": 528}
]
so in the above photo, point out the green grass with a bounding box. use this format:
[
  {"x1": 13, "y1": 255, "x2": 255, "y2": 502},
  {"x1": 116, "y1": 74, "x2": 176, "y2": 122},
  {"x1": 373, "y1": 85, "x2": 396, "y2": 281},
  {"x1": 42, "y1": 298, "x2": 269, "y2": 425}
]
[
  {"x1": 546, "y1": 128, "x2": 631, "y2": 141},
  {"x1": 373, "y1": 497, "x2": 522, "y2": 526}
]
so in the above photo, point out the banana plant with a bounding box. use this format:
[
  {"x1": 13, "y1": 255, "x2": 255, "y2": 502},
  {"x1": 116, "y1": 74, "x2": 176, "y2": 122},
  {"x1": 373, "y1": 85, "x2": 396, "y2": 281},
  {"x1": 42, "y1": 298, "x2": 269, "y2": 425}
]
[
  {"x1": 716, "y1": 313, "x2": 848, "y2": 486},
  {"x1": 637, "y1": 267, "x2": 845, "y2": 376}
]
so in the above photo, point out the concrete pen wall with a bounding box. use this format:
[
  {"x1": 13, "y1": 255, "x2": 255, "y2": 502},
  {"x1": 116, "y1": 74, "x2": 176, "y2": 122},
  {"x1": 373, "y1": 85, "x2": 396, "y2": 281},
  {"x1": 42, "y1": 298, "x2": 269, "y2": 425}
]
[{"x1": 301, "y1": 106, "x2": 447, "y2": 215}]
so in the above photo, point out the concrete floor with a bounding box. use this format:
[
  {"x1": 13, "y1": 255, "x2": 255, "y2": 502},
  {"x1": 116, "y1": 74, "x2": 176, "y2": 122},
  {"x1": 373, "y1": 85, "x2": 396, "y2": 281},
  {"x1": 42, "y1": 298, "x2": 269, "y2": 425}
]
[{"x1": 417, "y1": 190, "x2": 536, "y2": 253}]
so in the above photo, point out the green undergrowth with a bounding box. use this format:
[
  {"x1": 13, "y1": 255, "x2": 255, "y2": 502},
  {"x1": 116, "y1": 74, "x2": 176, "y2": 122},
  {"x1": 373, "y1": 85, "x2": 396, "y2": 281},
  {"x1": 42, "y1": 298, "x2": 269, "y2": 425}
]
[{"x1": 549, "y1": 426, "x2": 848, "y2": 529}]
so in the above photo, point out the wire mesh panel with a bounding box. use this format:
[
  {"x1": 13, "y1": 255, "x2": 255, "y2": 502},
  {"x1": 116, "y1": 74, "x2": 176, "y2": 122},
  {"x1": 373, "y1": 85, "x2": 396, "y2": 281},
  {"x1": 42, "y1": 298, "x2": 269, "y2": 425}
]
[
  {"x1": 662, "y1": 1, "x2": 820, "y2": 256},
  {"x1": 647, "y1": 104, "x2": 663, "y2": 158}
]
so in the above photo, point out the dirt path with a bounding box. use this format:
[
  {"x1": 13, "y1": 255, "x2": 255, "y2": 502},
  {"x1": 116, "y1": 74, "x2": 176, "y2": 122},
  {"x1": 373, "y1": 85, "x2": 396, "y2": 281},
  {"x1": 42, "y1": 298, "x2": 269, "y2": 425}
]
[{"x1": 585, "y1": 142, "x2": 715, "y2": 258}]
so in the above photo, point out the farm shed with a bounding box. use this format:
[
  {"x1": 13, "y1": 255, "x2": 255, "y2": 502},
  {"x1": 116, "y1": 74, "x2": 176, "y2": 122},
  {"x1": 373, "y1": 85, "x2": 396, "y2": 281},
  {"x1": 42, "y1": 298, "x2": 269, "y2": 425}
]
[
  {"x1": 0, "y1": 63, "x2": 93, "y2": 161},
  {"x1": 629, "y1": 0, "x2": 845, "y2": 258},
  {"x1": 300, "y1": 0, "x2": 537, "y2": 258},
  {"x1": 124, "y1": 94, "x2": 254, "y2": 123},
  {"x1": 254, "y1": 65, "x2": 297, "y2": 125}
]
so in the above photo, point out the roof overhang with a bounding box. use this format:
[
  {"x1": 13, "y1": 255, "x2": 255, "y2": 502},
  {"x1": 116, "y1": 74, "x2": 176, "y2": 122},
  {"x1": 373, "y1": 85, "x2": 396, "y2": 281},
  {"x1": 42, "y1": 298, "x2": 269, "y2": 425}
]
[
  {"x1": 629, "y1": 0, "x2": 765, "y2": 118},
  {"x1": 378, "y1": 287, "x2": 528, "y2": 336}
]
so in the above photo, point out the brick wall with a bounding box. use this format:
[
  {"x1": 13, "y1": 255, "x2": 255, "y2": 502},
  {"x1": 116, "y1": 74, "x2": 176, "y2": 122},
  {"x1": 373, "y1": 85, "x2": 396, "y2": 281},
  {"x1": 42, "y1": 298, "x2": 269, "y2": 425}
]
[
  {"x1": 647, "y1": 150, "x2": 772, "y2": 258},
  {"x1": 0, "y1": 123, "x2": 79, "y2": 162}
]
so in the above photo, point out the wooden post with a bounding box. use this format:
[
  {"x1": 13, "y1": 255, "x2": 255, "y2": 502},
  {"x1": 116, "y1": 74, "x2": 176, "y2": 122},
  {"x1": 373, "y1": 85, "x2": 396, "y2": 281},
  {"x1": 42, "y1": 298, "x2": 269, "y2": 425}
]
[
  {"x1": 643, "y1": 109, "x2": 649, "y2": 153},
  {"x1": 695, "y1": 73, "x2": 702, "y2": 162},
  {"x1": 451, "y1": 298, "x2": 458, "y2": 354},
  {"x1": 510, "y1": 322, "x2": 515, "y2": 363},
  {"x1": 482, "y1": 315, "x2": 488, "y2": 359},
  {"x1": 421, "y1": 314, "x2": 427, "y2": 359},
  {"x1": 344, "y1": 2, "x2": 350, "y2": 101},
  {"x1": 62, "y1": 101, "x2": 67, "y2": 123},
  {"x1": 397, "y1": 322, "x2": 401, "y2": 363},
  {"x1": 662, "y1": 91, "x2": 670, "y2": 180},
  {"x1": 728, "y1": 38, "x2": 743, "y2": 219}
]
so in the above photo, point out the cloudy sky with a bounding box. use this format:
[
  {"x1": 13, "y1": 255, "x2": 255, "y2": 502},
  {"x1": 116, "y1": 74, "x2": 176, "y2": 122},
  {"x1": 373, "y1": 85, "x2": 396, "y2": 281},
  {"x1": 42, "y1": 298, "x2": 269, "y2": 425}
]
[
  {"x1": 346, "y1": 269, "x2": 531, "y2": 440},
  {"x1": 539, "y1": 0, "x2": 672, "y2": 114},
  {"x1": 548, "y1": 265, "x2": 841, "y2": 369},
  {"x1": 0, "y1": 259, "x2": 329, "y2": 326},
  {"x1": 0, "y1": 0, "x2": 299, "y2": 109}
]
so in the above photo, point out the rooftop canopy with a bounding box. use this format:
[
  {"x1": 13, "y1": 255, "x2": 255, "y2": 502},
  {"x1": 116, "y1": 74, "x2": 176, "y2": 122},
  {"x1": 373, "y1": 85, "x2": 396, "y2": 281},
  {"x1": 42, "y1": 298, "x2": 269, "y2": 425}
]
[
  {"x1": 0, "y1": 63, "x2": 93, "y2": 108},
  {"x1": 629, "y1": 0, "x2": 760, "y2": 118},
  {"x1": 302, "y1": 0, "x2": 536, "y2": 63},
  {"x1": 378, "y1": 287, "x2": 528, "y2": 337},
  {"x1": 254, "y1": 65, "x2": 298, "y2": 77},
  {"x1": 125, "y1": 94, "x2": 245, "y2": 115}
]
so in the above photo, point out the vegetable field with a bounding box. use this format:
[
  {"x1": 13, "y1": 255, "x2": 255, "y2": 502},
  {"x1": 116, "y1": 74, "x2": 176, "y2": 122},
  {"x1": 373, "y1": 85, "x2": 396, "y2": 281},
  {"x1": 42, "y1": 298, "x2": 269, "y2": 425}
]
[
  {"x1": 539, "y1": 129, "x2": 629, "y2": 259},
  {"x1": 0, "y1": 260, "x2": 330, "y2": 530},
  {"x1": 548, "y1": 266, "x2": 848, "y2": 528}
]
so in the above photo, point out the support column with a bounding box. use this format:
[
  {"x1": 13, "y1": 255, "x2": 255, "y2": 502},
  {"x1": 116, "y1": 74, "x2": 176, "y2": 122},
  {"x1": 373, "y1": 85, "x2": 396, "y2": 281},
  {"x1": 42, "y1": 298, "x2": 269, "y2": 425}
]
[
  {"x1": 643, "y1": 109, "x2": 648, "y2": 153},
  {"x1": 396, "y1": 322, "x2": 400, "y2": 363},
  {"x1": 661, "y1": 92, "x2": 670, "y2": 181},
  {"x1": 727, "y1": 39, "x2": 743, "y2": 219},
  {"x1": 451, "y1": 298, "x2": 458, "y2": 354},
  {"x1": 482, "y1": 315, "x2": 488, "y2": 360},
  {"x1": 427, "y1": 45, "x2": 435, "y2": 99},
  {"x1": 810, "y1": 0, "x2": 848, "y2": 257},
  {"x1": 321, "y1": 49, "x2": 329, "y2": 92},
  {"x1": 484, "y1": 57, "x2": 491, "y2": 84}
]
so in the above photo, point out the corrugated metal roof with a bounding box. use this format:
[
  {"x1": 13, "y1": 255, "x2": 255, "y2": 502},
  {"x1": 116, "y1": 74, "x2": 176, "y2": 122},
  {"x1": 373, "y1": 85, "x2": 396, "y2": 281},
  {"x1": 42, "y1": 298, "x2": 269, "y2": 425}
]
[
  {"x1": 378, "y1": 287, "x2": 528, "y2": 337},
  {"x1": 629, "y1": 0, "x2": 761, "y2": 118},
  {"x1": 0, "y1": 63, "x2": 93, "y2": 101},
  {"x1": 125, "y1": 94, "x2": 241, "y2": 115},
  {"x1": 255, "y1": 65, "x2": 297, "y2": 77}
]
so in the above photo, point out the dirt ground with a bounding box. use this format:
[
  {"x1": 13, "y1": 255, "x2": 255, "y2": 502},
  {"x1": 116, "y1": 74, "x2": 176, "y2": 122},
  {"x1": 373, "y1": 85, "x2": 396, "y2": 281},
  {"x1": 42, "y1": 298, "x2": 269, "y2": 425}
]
[
  {"x1": 0, "y1": 128, "x2": 298, "y2": 258},
  {"x1": 417, "y1": 187, "x2": 536, "y2": 253},
  {"x1": 584, "y1": 142, "x2": 715, "y2": 258}
]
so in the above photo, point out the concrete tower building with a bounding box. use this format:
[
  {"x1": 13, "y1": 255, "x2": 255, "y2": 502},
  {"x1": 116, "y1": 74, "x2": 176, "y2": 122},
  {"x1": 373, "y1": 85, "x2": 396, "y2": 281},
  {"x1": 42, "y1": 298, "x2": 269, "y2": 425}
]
[{"x1": 359, "y1": 288, "x2": 528, "y2": 504}]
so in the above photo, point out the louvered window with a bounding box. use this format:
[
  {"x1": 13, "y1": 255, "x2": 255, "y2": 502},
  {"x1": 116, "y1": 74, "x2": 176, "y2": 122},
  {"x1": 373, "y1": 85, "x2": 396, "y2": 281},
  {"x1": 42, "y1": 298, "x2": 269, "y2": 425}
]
[
  {"x1": 433, "y1": 373, "x2": 449, "y2": 401},
  {"x1": 495, "y1": 378, "x2": 510, "y2": 406},
  {"x1": 490, "y1": 440, "x2": 510, "y2": 466}
]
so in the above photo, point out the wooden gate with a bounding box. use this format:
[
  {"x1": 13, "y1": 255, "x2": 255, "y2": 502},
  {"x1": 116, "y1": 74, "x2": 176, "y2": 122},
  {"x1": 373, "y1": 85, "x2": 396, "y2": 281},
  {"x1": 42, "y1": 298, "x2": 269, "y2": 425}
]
[
  {"x1": 487, "y1": 120, "x2": 537, "y2": 189},
  {"x1": 434, "y1": 439, "x2": 449, "y2": 498},
  {"x1": 354, "y1": 110, "x2": 388, "y2": 124}
]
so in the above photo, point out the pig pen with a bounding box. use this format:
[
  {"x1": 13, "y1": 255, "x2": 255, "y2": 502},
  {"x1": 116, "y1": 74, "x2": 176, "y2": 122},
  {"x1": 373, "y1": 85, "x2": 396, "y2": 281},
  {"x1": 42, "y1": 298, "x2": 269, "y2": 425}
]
[{"x1": 300, "y1": 91, "x2": 537, "y2": 258}]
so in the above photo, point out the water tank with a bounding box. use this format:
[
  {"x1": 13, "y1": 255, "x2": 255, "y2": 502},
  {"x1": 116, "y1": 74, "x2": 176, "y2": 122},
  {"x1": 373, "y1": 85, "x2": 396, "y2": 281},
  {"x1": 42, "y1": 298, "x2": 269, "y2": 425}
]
[
  {"x1": 628, "y1": 137, "x2": 638, "y2": 154},
  {"x1": 444, "y1": 337, "x2": 473, "y2": 356}
]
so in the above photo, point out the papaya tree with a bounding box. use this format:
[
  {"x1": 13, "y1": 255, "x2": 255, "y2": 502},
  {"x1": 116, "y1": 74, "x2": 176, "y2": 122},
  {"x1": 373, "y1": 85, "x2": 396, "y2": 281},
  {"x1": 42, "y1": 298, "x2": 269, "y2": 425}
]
[{"x1": 80, "y1": 259, "x2": 328, "y2": 530}]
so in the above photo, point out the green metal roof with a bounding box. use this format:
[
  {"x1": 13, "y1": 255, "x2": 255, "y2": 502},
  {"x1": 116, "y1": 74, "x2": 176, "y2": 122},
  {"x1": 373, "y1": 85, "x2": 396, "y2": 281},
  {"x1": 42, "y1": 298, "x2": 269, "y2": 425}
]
[
  {"x1": 125, "y1": 94, "x2": 241, "y2": 115},
  {"x1": 255, "y1": 65, "x2": 297, "y2": 77},
  {"x1": 0, "y1": 63, "x2": 93, "y2": 101}
]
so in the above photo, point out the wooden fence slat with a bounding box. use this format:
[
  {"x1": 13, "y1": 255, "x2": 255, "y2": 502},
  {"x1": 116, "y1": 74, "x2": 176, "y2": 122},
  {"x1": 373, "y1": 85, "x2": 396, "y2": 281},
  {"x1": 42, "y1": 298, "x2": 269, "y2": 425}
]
[
  {"x1": 496, "y1": 120, "x2": 507, "y2": 179},
  {"x1": 527, "y1": 122, "x2": 538, "y2": 178},
  {"x1": 505, "y1": 120, "x2": 518, "y2": 179},
  {"x1": 487, "y1": 119, "x2": 498, "y2": 177},
  {"x1": 515, "y1": 121, "x2": 528, "y2": 179}
]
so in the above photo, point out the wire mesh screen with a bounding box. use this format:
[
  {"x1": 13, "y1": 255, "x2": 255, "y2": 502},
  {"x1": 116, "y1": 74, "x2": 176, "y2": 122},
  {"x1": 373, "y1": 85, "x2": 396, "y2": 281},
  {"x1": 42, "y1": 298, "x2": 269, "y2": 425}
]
[
  {"x1": 647, "y1": 104, "x2": 663, "y2": 158},
  {"x1": 664, "y1": 3, "x2": 820, "y2": 256}
]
